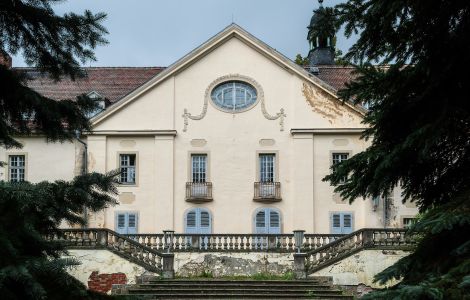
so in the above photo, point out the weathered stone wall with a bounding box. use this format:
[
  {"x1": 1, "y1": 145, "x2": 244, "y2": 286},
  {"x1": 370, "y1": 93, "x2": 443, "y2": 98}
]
[
  {"x1": 174, "y1": 252, "x2": 294, "y2": 277},
  {"x1": 311, "y1": 249, "x2": 408, "y2": 288},
  {"x1": 65, "y1": 249, "x2": 152, "y2": 288}
]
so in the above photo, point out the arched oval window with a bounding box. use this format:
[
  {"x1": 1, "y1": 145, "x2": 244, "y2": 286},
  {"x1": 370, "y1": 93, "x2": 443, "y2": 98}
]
[{"x1": 211, "y1": 81, "x2": 258, "y2": 112}]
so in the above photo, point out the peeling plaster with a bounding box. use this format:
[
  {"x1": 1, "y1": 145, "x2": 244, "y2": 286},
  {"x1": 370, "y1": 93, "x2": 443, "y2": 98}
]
[
  {"x1": 65, "y1": 249, "x2": 152, "y2": 286},
  {"x1": 302, "y1": 82, "x2": 357, "y2": 125},
  {"x1": 175, "y1": 252, "x2": 293, "y2": 277},
  {"x1": 311, "y1": 249, "x2": 408, "y2": 288}
]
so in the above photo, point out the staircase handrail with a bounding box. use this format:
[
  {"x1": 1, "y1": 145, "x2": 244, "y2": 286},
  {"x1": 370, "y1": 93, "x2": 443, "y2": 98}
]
[
  {"x1": 305, "y1": 228, "x2": 416, "y2": 274},
  {"x1": 48, "y1": 228, "x2": 165, "y2": 273}
]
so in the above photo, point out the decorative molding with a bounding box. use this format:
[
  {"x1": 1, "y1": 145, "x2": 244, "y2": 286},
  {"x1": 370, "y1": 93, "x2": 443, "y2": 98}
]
[
  {"x1": 260, "y1": 99, "x2": 286, "y2": 132},
  {"x1": 290, "y1": 128, "x2": 365, "y2": 135},
  {"x1": 87, "y1": 130, "x2": 177, "y2": 136},
  {"x1": 183, "y1": 74, "x2": 287, "y2": 132}
]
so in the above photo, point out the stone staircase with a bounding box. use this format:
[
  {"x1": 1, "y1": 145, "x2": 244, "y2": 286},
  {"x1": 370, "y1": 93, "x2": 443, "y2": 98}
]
[{"x1": 112, "y1": 278, "x2": 353, "y2": 299}]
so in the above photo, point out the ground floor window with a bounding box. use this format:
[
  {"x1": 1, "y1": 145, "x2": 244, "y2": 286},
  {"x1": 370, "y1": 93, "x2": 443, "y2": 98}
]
[
  {"x1": 115, "y1": 212, "x2": 138, "y2": 234},
  {"x1": 402, "y1": 217, "x2": 416, "y2": 228},
  {"x1": 254, "y1": 208, "x2": 281, "y2": 234},
  {"x1": 185, "y1": 208, "x2": 212, "y2": 234},
  {"x1": 330, "y1": 212, "x2": 353, "y2": 234}
]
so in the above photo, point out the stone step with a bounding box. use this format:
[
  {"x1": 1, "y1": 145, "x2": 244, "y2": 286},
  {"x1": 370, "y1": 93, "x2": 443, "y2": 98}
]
[
  {"x1": 129, "y1": 293, "x2": 353, "y2": 299},
  {"x1": 145, "y1": 279, "x2": 327, "y2": 285},
  {"x1": 137, "y1": 283, "x2": 332, "y2": 289},
  {"x1": 128, "y1": 288, "x2": 343, "y2": 295}
]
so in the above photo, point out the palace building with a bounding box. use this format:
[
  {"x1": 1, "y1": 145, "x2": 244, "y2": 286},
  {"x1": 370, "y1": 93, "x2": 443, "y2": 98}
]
[{"x1": 0, "y1": 22, "x2": 418, "y2": 235}]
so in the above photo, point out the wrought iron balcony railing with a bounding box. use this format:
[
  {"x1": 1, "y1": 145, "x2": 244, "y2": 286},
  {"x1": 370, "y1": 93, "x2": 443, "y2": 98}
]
[
  {"x1": 254, "y1": 182, "x2": 281, "y2": 201},
  {"x1": 186, "y1": 182, "x2": 213, "y2": 202}
]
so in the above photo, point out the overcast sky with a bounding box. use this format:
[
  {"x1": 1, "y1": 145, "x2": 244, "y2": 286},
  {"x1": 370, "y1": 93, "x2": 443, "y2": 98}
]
[{"x1": 12, "y1": 0, "x2": 353, "y2": 67}]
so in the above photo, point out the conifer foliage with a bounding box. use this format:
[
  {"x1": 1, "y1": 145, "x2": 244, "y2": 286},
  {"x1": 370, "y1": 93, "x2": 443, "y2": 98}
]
[
  {"x1": 324, "y1": 0, "x2": 470, "y2": 298},
  {"x1": 0, "y1": 0, "x2": 108, "y2": 148},
  {"x1": 0, "y1": 1, "x2": 120, "y2": 299}
]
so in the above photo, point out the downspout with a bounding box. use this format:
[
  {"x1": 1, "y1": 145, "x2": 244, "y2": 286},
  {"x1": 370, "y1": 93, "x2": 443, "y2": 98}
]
[{"x1": 75, "y1": 131, "x2": 88, "y2": 227}]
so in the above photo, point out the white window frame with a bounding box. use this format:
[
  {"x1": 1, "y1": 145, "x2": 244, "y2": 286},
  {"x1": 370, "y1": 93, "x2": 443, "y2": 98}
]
[
  {"x1": 332, "y1": 152, "x2": 349, "y2": 183},
  {"x1": 119, "y1": 153, "x2": 136, "y2": 185},
  {"x1": 259, "y1": 154, "x2": 275, "y2": 183},
  {"x1": 8, "y1": 155, "x2": 26, "y2": 182},
  {"x1": 191, "y1": 154, "x2": 207, "y2": 183}
]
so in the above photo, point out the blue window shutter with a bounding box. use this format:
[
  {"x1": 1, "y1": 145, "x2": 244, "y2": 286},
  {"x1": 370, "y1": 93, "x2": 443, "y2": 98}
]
[
  {"x1": 116, "y1": 213, "x2": 126, "y2": 234},
  {"x1": 185, "y1": 210, "x2": 198, "y2": 234},
  {"x1": 199, "y1": 210, "x2": 211, "y2": 234},
  {"x1": 255, "y1": 210, "x2": 267, "y2": 234},
  {"x1": 127, "y1": 213, "x2": 138, "y2": 234},
  {"x1": 342, "y1": 213, "x2": 353, "y2": 234},
  {"x1": 268, "y1": 210, "x2": 281, "y2": 234},
  {"x1": 331, "y1": 213, "x2": 342, "y2": 234}
]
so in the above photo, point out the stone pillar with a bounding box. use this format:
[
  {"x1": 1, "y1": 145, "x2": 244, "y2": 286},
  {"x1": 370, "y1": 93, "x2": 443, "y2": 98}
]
[
  {"x1": 292, "y1": 134, "x2": 315, "y2": 232},
  {"x1": 97, "y1": 230, "x2": 108, "y2": 247},
  {"x1": 154, "y1": 136, "x2": 175, "y2": 231},
  {"x1": 161, "y1": 253, "x2": 175, "y2": 279},
  {"x1": 293, "y1": 253, "x2": 308, "y2": 279},
  {"x1": 362, "y1": 229, "x2": 374, "y2": 247},
  {"x1": 87, "y1": 135, "x2": 107, "y2": 228}
]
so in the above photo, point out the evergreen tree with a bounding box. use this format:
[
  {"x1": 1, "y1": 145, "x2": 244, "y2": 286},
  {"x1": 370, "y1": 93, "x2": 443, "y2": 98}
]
[
  {"x1": 324, "y1": 0, "x2": 470, "y2": 298},
  {"x1": 0, "y1": 0, "x2": 108, "y2": 148},
  {"x1": 0, "y1": 1, "x2": 122, "y2": 299}
]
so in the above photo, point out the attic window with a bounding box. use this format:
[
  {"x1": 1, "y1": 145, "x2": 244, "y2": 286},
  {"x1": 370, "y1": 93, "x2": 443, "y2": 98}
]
[
  {"x1": 210, "y1": 81, "x2": 258, "y2": 113},
  {"x1": 85, "y1": 91, "x2": 105, "y2": 118}
]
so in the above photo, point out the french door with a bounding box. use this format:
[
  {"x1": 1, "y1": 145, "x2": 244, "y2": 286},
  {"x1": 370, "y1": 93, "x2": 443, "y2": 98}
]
[
  {"x1": 254, "y1": 208, "x2": 281, "y2": 234},
  {"x1": 115, "y1": 212, "x2": 138, "y2": 234}
]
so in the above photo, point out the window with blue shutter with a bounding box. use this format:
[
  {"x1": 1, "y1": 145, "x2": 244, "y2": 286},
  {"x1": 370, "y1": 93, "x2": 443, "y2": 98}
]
[
  {"x1": 330, "y1": 212, "x2": 353, "y2": 234},
  {"x1": 115, "y1": 212, "x2": 138, "y2": 234},
  {"x1": 185, "y1": 208, "x2": 212, "y2": 234},
  {"x1": 254, "y1": 208, "x2": 281, "y2": 234}
]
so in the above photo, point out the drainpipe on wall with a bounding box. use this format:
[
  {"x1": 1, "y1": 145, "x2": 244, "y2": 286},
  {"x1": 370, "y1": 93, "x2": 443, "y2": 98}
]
[{"x1": 75, "y1": 131, "x2": 88, "y2": 227}]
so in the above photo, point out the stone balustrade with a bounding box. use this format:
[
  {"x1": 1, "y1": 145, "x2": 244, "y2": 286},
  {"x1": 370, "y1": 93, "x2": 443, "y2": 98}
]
[
  {"x1": 126, "y1": 233, "x2": 343, "y2": 252},
  {"x1": 303, "y1": 228, "x2": 416, "y2": 274},
  {"x1": 48, "y1": 228, "x2": 416, "y2": 280},
  {"x1": 47, "y1": 229, "x2": 170, "y2": 276}
]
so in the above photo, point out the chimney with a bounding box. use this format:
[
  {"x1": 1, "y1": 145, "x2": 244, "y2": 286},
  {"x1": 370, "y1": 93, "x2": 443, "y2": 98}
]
[{"x1": 0, "y1": 51, "x2": 12, "y2": 68}]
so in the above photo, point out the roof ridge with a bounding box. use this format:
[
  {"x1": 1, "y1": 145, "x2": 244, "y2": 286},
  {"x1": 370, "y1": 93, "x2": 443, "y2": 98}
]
[{"x1": 13, "y1": 66, "x2": 167, "y2": 70}]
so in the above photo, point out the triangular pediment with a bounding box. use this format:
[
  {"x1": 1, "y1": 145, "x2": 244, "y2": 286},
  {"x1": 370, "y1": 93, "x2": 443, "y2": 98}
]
[{"x1": 91, "y1": 24, "x2": 364, "y2": 127}]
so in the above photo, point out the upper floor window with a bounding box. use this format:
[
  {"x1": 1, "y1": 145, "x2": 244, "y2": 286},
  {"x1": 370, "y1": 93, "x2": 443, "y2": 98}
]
[
  {"x1": 85, "y1": 91, "x2": 105, "y2": 119},
  {"x1": 191, "y1": 154, "x2": 207, "y2": 183},
  {"x1": 119, "y1": 154, "x2": 136, "y2": 184},
  {"x1": 9, "y1": 155, "x2": 25, "y2": 182},
  {"x1": 332, "y1": 153, "x2": 349, "y2": 165},
  {"x1": 332, "y1": 153, "x2": 349, "y2": 183},
  {"x1": 259, "y1": 154, "x2": 275, "y2": 183},
  {"x1": 211, "y1": 81, "x2": 257, "y2": 112}
]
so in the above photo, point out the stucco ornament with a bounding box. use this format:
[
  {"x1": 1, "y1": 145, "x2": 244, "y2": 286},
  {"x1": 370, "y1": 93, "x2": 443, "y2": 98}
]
[{"x1": 182, "y1": 74, "x2": 286, "y2": 131}]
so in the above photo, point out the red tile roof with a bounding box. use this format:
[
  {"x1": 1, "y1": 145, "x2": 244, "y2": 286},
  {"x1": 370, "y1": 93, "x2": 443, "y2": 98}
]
[
  {"x1": 16, "y1": 67, "x2": 164, "y2": 103},
  {"x1": 15, "y1": 65, "x2": 355, "y2": 104},
  {"x1": 315, "y1": 65, "x2": 356, "y2": 91}
]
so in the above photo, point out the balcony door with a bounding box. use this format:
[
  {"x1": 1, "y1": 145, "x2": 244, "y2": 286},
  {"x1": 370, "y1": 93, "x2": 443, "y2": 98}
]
[
  {"x1": 254, "y1": 208, "x2": 281, "y2": 234},
  {"x1": 185, "y1": 208, "x2": 212, "y2": 234},
  {"x1": 259, "y1": 154, "x2": 276, "y2": 197},
  {"x1": 191, "y1": 154, "x2": 207, "y2": 197}
]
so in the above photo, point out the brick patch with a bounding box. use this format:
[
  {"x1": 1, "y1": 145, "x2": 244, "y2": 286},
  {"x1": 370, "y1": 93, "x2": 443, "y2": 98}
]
[{"x1": 88, "y1": 271, "x2": 127, "y2": 293}]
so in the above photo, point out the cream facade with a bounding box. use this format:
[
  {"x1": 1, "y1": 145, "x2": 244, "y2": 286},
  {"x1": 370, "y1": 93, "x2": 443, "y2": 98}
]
[{"x1": 0, "y1": 25, "x2": 418, "y2": 234}]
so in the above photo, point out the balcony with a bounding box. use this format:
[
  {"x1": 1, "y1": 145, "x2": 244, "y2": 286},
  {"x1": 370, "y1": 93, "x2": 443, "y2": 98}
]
[
  {"x1": 186, "y1": 182, "x2": 213, "y2": 202},
  {"x1": 254, "y1": 182, "x2": 281, "y2": 202}
]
